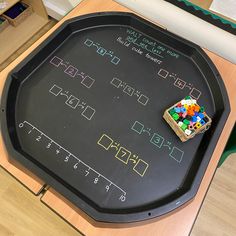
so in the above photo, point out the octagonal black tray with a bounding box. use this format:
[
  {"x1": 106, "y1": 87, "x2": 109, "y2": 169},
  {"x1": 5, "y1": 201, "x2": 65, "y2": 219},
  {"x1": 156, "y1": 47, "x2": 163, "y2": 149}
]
[{"x1": 0, "y1": 12, "x2": 230, "y2": 223}]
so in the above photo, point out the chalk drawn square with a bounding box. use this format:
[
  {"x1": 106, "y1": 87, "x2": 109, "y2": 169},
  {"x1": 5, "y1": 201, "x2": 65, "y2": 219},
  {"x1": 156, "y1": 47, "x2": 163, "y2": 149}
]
[
  {"x1": 123, "y1": 85, "x2": 135, "y2": 96},
  {"x1": 64, "y1": 65, "x2": 78, "y2": 77},
  {"x1": 50, "y1": 56, "x2": 62, "y2": 67},
  {"x1": 133, "y1": 159, "x2": 149, "y2": 177},
  {"x1": 115, "y1": 147, "x2": 131, "y2": 164},
  {"x1": 97, "y1": 47, "x2": 107, "y2": 56},
  {"x1": 97, "y1": 134, "x2": 113, "y2": 150},
  {"x1": 158, "y1": 69, "x2": 169, "y2": 78},
  {"x1": 82, "y1": 106, "x2": 96, "y2": 120},
  {"x1": 65, "y1": 95, "x2": 80, "y2": 109},
  {"x1": 81, "y1": 76, "x2": 95, "y2": 89},
  {"x1": 190, "y1": 88, "x2": 201, "y2": 100},
  {"x1": 49, "y1": 84, "x2": 62, "y2": 96},
  {"x1": 150, "y1": 133, "x2": 164, "y2": 148},
  {"x1": 137, "y1": 94, "x2": 149, "y2": 106},
  {"x1": 111, "y1": 56, "x2": 120, "y2": 65},
  {"x1": 84, "y1": 39, "x2": 93, "y2": 47},
  {"x1": 169, "y1": 147, "x2": 184, "y2": 163},
  {"x1": 110, "y1": 78, "x2": 122, "y2": 88},
  {"x1": 174, "y1": 78, "x2": 186, "y2": 89},
  {"x1": 131, "y1": 121, "x2": 144, "y2": 134}
]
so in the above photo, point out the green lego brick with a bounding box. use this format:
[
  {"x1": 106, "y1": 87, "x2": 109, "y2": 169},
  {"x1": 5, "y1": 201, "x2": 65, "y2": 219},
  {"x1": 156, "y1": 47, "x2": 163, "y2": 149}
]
[
  {"x1": 199, "y1": 106, "x2": 205, "y2": 112},
  {"x1": 181, "y1": 123, "x2": 188, "y2": 131},
  {"x1": 172, "y1": 113, "x2": 179, "y2": 121},
  {"x1": 183, "y1": 119, "x2": 190, "y2": 125},
  {"x1": 168, "y1": 108, "x2": 175, "y2": 115}
]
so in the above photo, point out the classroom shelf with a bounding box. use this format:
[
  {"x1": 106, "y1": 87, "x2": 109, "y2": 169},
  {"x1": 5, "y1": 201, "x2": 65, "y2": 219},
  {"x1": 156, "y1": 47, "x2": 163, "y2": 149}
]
[
  {"x1": 0, "y1": 0, "x2": 49, "y2": 68},
  {"x1": 0, "y1": 0, "x2": 20, "y2": 15},
  {"x1": 0, "y1": 12, "x2": 48, "y2": 65}
]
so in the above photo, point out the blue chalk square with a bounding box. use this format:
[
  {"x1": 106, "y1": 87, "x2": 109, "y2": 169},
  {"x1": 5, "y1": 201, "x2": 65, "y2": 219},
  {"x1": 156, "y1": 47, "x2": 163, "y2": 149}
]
[
  {"x1": 150, "y1": 133, "x2": 164, "y2": 148},
  {"x1": 131, "y1": 121, "x2": 144, "y2": 134},
  {"x1": 97, "y1": 47, "x2": 107, "y2": 56},
  {"x1": 84, "y1": 39, "x2": 93, "y2": 47},
  {"x1": 111, "y1": 56, "x2": 120, "y2": 65}
]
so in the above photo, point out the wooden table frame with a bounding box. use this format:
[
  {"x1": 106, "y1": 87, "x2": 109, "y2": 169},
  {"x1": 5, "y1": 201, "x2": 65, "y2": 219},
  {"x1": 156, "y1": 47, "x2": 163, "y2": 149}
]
[{"x1": 0, "y1": 0, "x2": 235, "y2": 235}]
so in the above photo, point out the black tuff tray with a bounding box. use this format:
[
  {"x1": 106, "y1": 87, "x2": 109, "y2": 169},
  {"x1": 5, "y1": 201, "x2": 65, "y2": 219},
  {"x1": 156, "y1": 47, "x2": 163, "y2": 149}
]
[{"x1": 0, "y1": 12, "x2": 230, "y2": 223}]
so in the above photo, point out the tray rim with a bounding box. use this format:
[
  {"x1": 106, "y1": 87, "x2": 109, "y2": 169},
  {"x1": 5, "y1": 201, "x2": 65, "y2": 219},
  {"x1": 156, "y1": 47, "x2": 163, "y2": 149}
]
[{"x1": 0, "y1": 11, "x2": 231, "y2": 223}]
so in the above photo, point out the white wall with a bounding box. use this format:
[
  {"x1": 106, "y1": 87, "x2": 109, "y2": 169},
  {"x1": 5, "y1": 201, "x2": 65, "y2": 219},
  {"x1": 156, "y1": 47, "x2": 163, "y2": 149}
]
[
  {"x1": 115, "y1": 0, "x2": 236, "y2": 64},
  {"x1": 43, "y1": 0, "x2": 82, "y2": 20}
]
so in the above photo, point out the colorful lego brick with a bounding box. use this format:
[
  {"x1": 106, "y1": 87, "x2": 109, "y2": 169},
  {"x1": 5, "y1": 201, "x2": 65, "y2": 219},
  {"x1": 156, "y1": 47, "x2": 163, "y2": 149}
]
[
  {"x1": 198, "y1": 113, "x2": 204, "y2": 119},
  {"x1": 200, "y1": 120, "x2": 205, "y2": 125},
  {"x1": 200, "y1": 106, "x2": 205, "y2": 112},
  {"x1": 169, "y1": 108, "x2": 175, "y2": 115},
  {"x1": 174, "y1": 107, "x2": 181, "y2": 113},
  {"x1": 185, "y1": 129, "x2": 192, "y2": 136},
  {"x1": 192, "y1": 116, "x2": 197, "y2": 122},
  {"x1": 188, "y1": 124, "x2": 194, "y2": 130},
  {"x1": 183, "y1": 119, "x2": 190, "y2": 125},
  {"x1": 172, "y1": 113, "x2": 179, "y2": 120},
  {"x1": 186, "y1": 100, "x2": 192, "y2": 105},
  {"x1": 181, "y1": 123, "x2": 188, "y2": 131},
  {"x1": 194, "y1": 122, "x2": 202, "y2": 129},
  {"x1": 194, "y1": 105, "x2": 200, "y2": 112},
  {"x1": 197, "y1": 116, "x2": 201, "y2": 122},
  {"x1": 184, "y1": 104, "x2": 188, "y2": 109},
  {"x1": 187, "y1": 110, "x2": 194, "y2": 116}
]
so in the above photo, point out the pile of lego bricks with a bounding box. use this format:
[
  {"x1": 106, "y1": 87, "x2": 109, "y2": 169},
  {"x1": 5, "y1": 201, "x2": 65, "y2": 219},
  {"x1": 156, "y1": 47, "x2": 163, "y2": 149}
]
[{"x1": 164, "y1": 96, "x2": 212, "y2": 142}]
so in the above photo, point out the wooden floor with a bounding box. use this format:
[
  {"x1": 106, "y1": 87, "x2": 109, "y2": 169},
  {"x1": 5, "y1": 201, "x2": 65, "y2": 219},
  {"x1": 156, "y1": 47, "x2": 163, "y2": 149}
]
[
  {"x1": 191, "y1": 154, "x2": 236, "y2": 236},
  {"x1": 0, "y1": 167, "x2": 80, "y2": 236},
  {"x1": 0, "y1": 17, "x2": 236, "y2": 236},
  {"x1": 0, "y1": 155, "x2": 235, "y2": 236}
]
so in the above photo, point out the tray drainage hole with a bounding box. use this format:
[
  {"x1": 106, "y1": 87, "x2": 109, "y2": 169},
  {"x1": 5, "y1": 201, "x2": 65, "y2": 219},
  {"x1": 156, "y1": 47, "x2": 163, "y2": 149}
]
[
  {"x1": 1, "y1": 108, "x2": 4, "y2": 112},
  {"x1": 148, "y1": 212, "x2": 151, "y2": 216}
]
